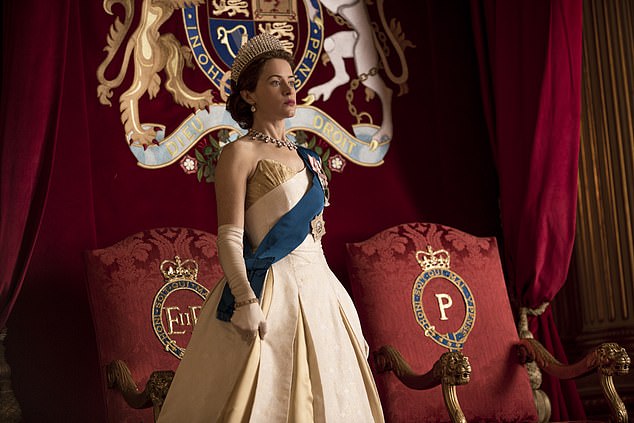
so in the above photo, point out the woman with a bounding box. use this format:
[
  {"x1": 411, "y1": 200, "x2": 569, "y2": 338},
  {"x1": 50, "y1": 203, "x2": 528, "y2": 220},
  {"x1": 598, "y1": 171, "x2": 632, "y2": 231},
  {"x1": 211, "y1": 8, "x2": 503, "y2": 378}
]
[{"x1": 158, "y1": 33, "x2": 384, "y2": 422}]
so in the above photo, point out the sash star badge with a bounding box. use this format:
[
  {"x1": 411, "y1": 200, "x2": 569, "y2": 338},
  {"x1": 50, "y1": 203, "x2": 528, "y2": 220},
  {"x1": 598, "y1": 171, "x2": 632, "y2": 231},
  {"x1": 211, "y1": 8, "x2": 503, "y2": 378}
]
[{"x1": 310, "y1": 212, "x2": 326, "y2": 241}]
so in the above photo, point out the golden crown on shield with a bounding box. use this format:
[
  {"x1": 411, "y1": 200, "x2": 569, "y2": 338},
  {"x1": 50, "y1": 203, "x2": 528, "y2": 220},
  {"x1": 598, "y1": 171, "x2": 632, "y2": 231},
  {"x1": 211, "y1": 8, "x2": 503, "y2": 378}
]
[
  {"x1": 160, "y1": 256, "x2": 199, "y2": 282},
  {"x1": 415, "y1": 245, "x2": 451, "y2": 270}
]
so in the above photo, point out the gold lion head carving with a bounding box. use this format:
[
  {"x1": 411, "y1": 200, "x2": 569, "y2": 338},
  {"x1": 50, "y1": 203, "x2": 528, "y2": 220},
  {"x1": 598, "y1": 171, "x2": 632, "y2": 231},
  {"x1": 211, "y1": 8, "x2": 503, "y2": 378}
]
[
  {"x1": 597, "y1": 343, "x2": 631, "y2": 377},
  {"x1": 433, "y1": 351, "x2": 472, "y2": 386}
]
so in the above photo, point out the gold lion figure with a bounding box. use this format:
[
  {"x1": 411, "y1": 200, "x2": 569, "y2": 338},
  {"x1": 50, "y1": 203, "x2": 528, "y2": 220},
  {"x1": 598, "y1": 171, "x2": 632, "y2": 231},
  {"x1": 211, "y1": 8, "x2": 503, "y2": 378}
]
[
  {"x1": 97, "y1": 0, "x2": 213, "y2": 146},
  {"x1": 597, "y1": 343, "x2": 631, "y2": 377},
  {"x1": 434, "y1": 351, "x2": 472, "y2": 386}
]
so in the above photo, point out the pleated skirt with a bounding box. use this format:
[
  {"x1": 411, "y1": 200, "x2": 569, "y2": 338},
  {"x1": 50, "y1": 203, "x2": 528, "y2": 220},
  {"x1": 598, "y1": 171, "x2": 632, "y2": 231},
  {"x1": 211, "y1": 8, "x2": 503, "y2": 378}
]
[{"x1": 157, "y1": 235, "x2": 384, "y2": 423}]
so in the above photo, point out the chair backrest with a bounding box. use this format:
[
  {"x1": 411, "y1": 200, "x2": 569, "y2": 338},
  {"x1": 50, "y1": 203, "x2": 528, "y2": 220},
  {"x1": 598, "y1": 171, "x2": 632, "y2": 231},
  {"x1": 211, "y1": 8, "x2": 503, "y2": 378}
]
[
  {"x1": 346, "y1": 222, "x2": 538, "y2": 422},
  {"x1": 84, "y1": 227, "x2": 223, "y2": 423}
]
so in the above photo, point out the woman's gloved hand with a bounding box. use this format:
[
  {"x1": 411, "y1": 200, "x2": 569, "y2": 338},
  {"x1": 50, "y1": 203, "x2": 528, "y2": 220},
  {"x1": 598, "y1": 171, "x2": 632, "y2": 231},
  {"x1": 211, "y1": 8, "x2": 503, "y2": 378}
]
[{"x1": 231, "y1": 301, "x2": 267, "y2": 341}]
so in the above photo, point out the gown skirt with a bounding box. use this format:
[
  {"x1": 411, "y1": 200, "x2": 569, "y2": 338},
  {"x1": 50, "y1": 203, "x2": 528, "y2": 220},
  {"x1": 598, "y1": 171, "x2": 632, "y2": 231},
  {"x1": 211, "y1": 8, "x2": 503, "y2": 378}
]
[{"x1": 157, "y1": 163, "x2": 384, "y2": 423}]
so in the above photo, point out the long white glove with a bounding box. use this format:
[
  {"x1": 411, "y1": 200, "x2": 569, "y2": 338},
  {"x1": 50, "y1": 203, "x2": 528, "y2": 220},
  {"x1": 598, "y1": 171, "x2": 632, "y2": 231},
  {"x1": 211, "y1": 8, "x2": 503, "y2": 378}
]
[{"x1": 217, "y1": 224, "x2": 267, "y2": 340}]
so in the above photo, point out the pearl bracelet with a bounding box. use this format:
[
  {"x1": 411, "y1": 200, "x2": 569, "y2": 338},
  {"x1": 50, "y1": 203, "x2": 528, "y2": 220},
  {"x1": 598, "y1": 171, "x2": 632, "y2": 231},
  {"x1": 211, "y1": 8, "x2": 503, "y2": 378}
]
[{"x1": 234, "y1": 298, "x2": 259, "y2": 309}]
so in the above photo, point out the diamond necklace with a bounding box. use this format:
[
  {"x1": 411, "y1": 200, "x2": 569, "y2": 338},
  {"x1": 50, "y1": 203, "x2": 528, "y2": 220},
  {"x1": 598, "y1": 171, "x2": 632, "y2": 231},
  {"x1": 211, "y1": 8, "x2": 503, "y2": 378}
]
[{"x1": 247, "y1": 128, "x2": 297, "y2": 150}]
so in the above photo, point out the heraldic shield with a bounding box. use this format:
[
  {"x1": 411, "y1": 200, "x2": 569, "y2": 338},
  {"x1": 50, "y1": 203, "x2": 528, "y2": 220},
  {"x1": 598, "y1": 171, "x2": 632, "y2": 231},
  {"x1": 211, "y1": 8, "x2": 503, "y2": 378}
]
[{"x1": 97, "y1": 0, "x2": 415, "y2": 172}]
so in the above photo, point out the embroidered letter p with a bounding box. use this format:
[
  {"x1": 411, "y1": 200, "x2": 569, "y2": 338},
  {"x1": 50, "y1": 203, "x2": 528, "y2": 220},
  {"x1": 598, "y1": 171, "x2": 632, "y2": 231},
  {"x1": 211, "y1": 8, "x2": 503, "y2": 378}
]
[{"x1": 435, "y1": 293, "x2": 453, "y2": 321}]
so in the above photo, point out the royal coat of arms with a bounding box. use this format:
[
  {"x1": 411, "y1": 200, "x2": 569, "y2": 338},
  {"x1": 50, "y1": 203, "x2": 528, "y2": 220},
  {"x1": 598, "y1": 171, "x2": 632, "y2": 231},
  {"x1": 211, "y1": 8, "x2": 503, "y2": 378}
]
[{"x1": 97, "y1": 0, "x2": 415, "y2": 180}]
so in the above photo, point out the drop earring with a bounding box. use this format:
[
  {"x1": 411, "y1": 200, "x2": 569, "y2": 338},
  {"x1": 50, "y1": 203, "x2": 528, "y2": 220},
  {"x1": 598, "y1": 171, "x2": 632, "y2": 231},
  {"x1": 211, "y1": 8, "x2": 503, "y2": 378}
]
[{"x1": 251, "y1": 104, "x2": 257, "y2": 113}]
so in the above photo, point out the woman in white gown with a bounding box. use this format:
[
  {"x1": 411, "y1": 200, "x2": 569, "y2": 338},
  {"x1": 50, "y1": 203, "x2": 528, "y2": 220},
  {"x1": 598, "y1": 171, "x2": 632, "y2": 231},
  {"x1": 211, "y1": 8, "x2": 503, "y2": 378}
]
[{"x1": 157, "y1": 33, "x2": 384, "y2": 423}]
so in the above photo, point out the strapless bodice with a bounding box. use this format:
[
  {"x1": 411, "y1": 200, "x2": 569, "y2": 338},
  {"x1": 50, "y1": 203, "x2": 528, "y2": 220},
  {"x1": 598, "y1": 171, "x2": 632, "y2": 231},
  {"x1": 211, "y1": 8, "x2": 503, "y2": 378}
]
[{"x1": 245, "y1": 160, "x2": 312, "y2": 248}]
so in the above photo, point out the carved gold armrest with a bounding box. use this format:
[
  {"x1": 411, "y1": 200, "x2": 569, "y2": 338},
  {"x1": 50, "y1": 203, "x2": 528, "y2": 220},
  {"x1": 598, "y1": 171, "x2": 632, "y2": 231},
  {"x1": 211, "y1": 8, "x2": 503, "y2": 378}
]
[
  {"x1": 106, "y1": 360, "x2": 175, "y2": 421},
  {"x1": 374, "y1": 345, "x2": 471, "y2": 423},
  {"x1": 518, "y1": 340, "x2": 631, "y2": 423}
]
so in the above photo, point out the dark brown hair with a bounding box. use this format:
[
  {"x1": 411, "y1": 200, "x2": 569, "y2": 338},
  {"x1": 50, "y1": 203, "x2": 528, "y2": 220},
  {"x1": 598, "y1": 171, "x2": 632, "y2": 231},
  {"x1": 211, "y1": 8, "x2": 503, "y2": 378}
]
[{"x1": 226, "y1": 50, "x2": 294, "y2": 129}]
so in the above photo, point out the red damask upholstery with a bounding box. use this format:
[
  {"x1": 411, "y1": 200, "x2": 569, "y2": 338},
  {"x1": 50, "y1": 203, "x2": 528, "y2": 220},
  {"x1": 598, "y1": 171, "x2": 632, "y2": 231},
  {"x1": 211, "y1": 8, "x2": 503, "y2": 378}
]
[
  {"x1": 84, "y1": 227, "x2": 223, "y2": 423},
  {"x1": 346, "y1": 222, "x2": 538, "y2": 422}
]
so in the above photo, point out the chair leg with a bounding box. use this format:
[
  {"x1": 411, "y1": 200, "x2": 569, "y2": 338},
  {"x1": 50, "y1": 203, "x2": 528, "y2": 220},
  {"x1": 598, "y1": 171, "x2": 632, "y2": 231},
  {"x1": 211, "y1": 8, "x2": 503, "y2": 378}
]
[
  {"x1": 596, "y1": 343, "x2": 629, "y2": 423},
  {"x1": 436, "y1": 352, "x2": 470, "y2": 423}
]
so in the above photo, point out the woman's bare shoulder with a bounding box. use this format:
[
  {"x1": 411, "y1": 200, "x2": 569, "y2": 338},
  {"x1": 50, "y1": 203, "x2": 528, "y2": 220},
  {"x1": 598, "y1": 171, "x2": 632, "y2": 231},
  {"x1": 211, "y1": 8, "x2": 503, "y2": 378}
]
[
  {"x1": 216, "y1": 137, "x2": 262, "y2": 184},
  {"x1": 218, "y1": 137, "x2": 256, "y2": 163}
]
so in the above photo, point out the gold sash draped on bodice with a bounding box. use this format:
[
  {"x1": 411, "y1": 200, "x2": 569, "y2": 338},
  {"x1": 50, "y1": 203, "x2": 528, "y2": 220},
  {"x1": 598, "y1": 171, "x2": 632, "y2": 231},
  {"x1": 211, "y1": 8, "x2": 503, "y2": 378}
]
[{"x1": 246, "y1": 159, "x2": 306, "y2": 209}]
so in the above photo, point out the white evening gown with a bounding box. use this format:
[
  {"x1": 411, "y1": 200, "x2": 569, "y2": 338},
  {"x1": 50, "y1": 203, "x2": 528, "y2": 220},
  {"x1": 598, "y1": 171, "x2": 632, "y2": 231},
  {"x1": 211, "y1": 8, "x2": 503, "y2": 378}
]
[{"x1": 157, "y1": 159, "x2": 384, "y2": 423}]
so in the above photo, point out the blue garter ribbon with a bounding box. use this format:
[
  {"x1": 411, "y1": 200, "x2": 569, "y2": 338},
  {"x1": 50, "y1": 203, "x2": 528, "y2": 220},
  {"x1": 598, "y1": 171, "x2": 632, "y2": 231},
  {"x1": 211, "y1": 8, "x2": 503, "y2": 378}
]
[{"x1": 217, "y1": 147, "x2": 326, "y2": 321}]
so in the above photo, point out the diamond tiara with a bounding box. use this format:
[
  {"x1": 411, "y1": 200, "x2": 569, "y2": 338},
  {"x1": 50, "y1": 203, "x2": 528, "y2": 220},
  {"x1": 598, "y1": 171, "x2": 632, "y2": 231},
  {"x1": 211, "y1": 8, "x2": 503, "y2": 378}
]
[{"x1": 230, "y1": 33, "x2": 287, "y2": 83}]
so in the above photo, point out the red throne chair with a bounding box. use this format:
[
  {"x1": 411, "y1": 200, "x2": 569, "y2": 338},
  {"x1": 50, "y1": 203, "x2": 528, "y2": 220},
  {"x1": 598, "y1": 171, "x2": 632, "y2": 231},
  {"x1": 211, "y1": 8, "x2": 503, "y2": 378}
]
[
  {"x1": 84, "y1": 227, "x2": 223, "y2": 422},
  {"x1": 346, "y1": 222, "x2": 630, "y2": 422}
]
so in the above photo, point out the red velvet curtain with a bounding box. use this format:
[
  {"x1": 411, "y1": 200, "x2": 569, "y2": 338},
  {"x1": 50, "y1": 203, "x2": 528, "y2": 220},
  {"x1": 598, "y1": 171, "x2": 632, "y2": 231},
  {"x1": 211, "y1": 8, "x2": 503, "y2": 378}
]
[
  {"x1": 470, "y1": 0, "x2": 584, "y2": 419},
  {"x1": 0, "y1": 0, "x2": 72, "y2": 329}
]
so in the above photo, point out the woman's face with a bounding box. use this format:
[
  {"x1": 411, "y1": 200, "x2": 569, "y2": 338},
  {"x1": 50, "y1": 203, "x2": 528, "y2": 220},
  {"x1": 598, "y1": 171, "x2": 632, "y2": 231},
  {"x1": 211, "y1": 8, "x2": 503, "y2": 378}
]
[{"x1": 243, "y1": 58, "x2": 296, "y2": 122}]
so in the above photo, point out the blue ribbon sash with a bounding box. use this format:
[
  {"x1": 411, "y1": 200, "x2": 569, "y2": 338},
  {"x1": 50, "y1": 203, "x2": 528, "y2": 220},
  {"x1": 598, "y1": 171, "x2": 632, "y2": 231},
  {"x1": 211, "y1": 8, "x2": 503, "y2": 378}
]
[{"x1": 217, "y1": 147, "x2": 326, "y2": 321}]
